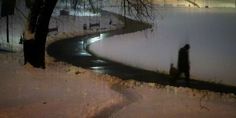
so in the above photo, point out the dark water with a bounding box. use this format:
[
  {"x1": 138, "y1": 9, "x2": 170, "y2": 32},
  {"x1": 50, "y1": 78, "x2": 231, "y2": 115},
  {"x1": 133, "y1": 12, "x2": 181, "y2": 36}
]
[
  {"x1": 0, "y1": 49, "x2": 12, "y2": 53},
  {"x1": 47, "y1": 11, "x2": 236, "y2": 95}
]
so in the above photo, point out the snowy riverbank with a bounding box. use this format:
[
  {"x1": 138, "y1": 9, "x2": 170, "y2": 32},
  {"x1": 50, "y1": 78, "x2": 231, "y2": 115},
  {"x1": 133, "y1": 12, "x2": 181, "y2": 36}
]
[
  {"x1": 1, "y1": 2, "x2": 236, "y2": 117},
  {"x1": 1, "y1": 50, "x2": 236, "y2": 117},
  {"x1": 0, "y1": 14, "x2": 235, "y2": 118}
]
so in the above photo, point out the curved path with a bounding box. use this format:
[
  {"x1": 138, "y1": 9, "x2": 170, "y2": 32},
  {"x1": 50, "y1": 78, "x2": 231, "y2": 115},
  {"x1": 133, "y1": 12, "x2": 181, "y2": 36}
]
[{"x1": 47, "y1": 11, "x2": 236, "y2": 95}]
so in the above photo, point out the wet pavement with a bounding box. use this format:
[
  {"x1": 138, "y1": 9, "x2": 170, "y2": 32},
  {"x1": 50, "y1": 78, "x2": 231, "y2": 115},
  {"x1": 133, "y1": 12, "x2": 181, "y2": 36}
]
[{"x1": 47, "y1": 11, "x2": 236, "y2": 95}]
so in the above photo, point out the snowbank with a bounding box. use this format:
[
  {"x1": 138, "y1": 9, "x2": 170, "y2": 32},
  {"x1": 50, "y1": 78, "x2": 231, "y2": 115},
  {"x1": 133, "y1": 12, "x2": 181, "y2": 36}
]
[
  {"x1": 1, "y1": 52, "x2": 235, "y2": 118},
  {"x1": 0, "y1": 52, "x2": 124, "y2": 118}
]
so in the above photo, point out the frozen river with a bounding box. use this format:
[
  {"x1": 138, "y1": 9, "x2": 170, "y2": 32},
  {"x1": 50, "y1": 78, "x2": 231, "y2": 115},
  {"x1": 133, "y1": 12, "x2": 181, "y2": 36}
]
[{"x1": 89, "y1": 8, "x2": 236, "y2": 86}]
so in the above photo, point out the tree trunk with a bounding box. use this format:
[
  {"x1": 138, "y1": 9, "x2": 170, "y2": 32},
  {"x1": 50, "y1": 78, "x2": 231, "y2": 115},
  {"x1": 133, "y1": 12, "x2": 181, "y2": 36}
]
[{"x1": 24, "y1": 0, "x2": 57, "y2": 68}]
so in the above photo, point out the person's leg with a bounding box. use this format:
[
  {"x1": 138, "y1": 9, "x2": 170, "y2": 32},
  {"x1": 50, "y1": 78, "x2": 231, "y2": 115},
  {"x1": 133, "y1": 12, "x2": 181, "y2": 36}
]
[
  {"x1": 177, "y1": 69, "x2": 183, "y2": 79},
  {"x1": 23, "y1": 40, "x2": 35, "y2": 65},
  {"x1": 184, "y1": 71, "x2": 190, "y2": 84}
]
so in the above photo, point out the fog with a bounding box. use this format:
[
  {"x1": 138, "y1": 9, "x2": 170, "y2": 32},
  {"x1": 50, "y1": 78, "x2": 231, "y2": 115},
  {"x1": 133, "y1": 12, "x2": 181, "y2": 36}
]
[{"x1": 90, "y1": 7, "x2": 236, "y2": 86}]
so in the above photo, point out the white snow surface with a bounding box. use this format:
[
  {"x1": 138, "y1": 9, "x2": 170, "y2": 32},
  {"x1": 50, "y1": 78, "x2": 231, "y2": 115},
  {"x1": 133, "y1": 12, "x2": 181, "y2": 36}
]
[{"x1": 89, "y1": 7, "x2": 236, "y2": 86}]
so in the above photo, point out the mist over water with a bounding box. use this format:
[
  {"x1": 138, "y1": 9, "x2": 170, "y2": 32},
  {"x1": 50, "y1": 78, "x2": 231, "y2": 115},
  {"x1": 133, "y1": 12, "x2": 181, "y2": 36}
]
[{"x1": 90, "y1": 7, "x2": 236, "y2": 86}]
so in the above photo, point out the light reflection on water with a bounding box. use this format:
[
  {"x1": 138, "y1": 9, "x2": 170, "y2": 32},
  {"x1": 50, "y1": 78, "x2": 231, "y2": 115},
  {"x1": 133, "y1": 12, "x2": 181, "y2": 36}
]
[
  {"x1": 86, "y1": 33, "x2": 107, "y2": 45},
  {"x1": 78, "y1": 52, "x2": 91, "y2": 56},
  {"x1": 74, "y1": 40, "x2": 91, "y2": 56},
  {"x1": 88, "y1": 36, "x2": 101, "y2": 44},
  {"x1": 90, "y1": 66, "x2": 106, "y2": 74}
]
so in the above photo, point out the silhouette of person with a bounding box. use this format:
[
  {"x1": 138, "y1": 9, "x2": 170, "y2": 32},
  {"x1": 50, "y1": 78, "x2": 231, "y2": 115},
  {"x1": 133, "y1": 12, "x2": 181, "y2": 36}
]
[
  {"x1": 109, "y1": 19, "x2": 112, "y2": 25},
  {"x1": 177, "y1": 44, "x2": 190, "y2": 83}
]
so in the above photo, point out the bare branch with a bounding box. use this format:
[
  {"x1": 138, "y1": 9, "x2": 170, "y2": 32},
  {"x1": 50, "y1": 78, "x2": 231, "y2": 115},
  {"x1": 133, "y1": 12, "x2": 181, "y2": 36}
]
[{"x1": 68, "y1": 0, "x2": 154, "y2": 20}]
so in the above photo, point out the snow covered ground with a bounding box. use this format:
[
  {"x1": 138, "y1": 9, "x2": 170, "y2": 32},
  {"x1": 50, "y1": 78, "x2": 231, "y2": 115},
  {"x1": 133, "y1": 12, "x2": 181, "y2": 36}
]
[
  {"x1": 1, "y1": 52, "x2": 235, "y2": 118},
  {"x1": 0, "y1": 52, "x2": 124, "y2": 118},
  {"x1": 89, "y1": 7, "x2": 236, "y2": 86}
]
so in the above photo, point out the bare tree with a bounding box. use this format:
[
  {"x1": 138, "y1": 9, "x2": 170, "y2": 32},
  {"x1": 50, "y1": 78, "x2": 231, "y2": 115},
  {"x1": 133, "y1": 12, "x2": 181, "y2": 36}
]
[
  {"x1": 23, "y1": 0, "x2": 57, "y2": 68},
  {"x1": 23, "y1": 0, "x2": 153, "y2": 68},
  {"x1": 123, "y1": 0, "x2": 153, "y2": 19}
]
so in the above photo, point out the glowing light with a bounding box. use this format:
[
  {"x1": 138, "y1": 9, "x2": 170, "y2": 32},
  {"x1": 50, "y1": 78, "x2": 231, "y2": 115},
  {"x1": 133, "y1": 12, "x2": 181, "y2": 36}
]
[
  {"x1": 152, "y1": 0, "x2": 236, "y2": 8},
  {"x1": 90, "y1": 66, "x2": 106, "y2": 73},
  {"x1": 69, "y1": 11, "x2": 101, "y2": 16},
  {"x1": 91, "y1": 66, "x2": 104, "y2": 70},
  {"x1": 94, "y1": 59, "x2": 106, "y2": 63},
  {"x1": 88, "y1": 36, "x2": 101, "y2": 44},
  {"x1": 78, "y1": 52, "x2": 91, "y2": 56},
  {"x1": 88, "y1": 34, "x2": 107, "y2": 43}
]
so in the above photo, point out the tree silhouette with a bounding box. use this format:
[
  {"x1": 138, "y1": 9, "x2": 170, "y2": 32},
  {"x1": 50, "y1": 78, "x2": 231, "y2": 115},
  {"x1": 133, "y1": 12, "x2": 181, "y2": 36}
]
[{"x1": 23, "y1": 0, "x2": 153, "y2": 68}]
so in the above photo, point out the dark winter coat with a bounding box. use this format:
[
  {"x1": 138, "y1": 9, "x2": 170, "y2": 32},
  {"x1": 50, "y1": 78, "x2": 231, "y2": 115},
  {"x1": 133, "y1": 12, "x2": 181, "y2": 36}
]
[{"x1": 178, "y1": 47, "x2": 190, "y2": 72}]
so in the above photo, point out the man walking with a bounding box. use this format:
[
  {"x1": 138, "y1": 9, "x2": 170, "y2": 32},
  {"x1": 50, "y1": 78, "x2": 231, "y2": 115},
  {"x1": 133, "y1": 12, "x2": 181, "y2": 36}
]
[{"x1": 177, "y1": 44, "x2": 190, "y2": 83}]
